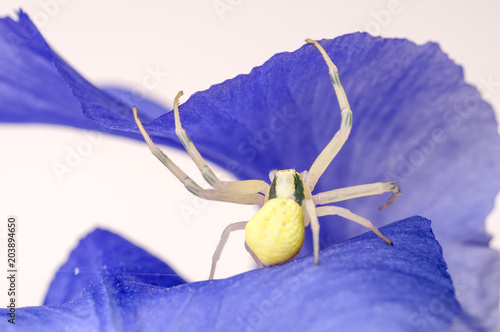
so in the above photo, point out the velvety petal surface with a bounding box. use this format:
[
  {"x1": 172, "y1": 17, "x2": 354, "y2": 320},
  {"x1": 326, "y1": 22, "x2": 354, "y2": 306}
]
[
  {"x1": 1, "y1": 11, "x2": 499, "y2": 331},
  {"x1": 43, "y1": 229, "x2": 186, "y2": 305},
  {"x1": 0, "y1": 217, "x2": 461, "y2": 331},
  {"x1": 0, "y1": 11, "x2": 97, "y2": 129}
]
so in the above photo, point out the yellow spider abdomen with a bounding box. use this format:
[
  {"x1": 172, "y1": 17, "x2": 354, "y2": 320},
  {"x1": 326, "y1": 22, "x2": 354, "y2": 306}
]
[{"x1": 245, "y1": 197, "x2": 305, "y2": 266}]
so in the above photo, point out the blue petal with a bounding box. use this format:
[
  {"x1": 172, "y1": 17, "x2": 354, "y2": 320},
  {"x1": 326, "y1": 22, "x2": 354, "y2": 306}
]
[
  {"x1": 0, "y1": 10, "x2": 163, "y2": 136},
  {"x1": 0, "y1": 10, "x2": 97, "y2": 129},
  {"x1": 1, "y1": 11, "x2": 499, "y2": 330},
  {"x1": 43, "y1": 228, "x2": 186, "y2": 305},
  {"x1": 0, "y1": 217, "x2": 461, "y2": 331}
]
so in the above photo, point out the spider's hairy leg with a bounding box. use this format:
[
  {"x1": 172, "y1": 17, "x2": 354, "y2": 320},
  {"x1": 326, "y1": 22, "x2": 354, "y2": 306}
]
[
  {"x1": 304, "y1": 39, "x2": 353, "y2": 192},
  {"x1": 316, "y1": 205, "x2": 393, "y2": 245},
  {"x1": 303, "y1": 199, "x2": 321, "y2": 265},
  {"x1": 133, "y1": 106, "x2": 264, "y2": 205},
  {"x1": 173, "y1": 91, "x2": 269, "y2": 195},
  {"x1": 209, "y1": 221, "x2": 247, "y2": 280},
  {"x1": 245, "y1": 242, "x2": 264, "y2": 269},
  {"x1": 313, "y1": 181, "x2": 401, "y2": 210}
]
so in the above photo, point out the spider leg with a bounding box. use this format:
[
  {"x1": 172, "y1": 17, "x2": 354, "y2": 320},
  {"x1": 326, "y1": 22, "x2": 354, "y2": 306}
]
[
  {"x1": 316, "y1": 205, "x2": 392, "y2": 245},
  {"x1": 245, "y1": 242, "x2": 264, "y2": 268},
  {"x1": 304, "y1": 39, "x2": 353, "y2": 192},
  {"x1": 313, "y1": 181, "x2": 401, "y2": 210},
  {"x1": 209, "y1": 221, "x2": 247, "y2": 279},
  {"x1": 173, "y1": 91, "x2": 269, "y2": 195},
  {"x1": 303, "y1": 199, "x2": 321, "y2": 265},
  {"x1": 133, "y1": 106, "x2": 265, "y2": 205}
]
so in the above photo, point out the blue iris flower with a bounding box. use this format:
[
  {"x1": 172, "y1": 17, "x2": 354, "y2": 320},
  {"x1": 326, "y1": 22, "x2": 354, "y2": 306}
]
[{"x1": 1, "y1": 10, "x2": 499, "y2": 331}]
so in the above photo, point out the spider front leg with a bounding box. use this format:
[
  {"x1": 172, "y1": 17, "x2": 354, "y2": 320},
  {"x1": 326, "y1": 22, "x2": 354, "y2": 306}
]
[
  {"x1": 316, "y1": 205, "x2": 393, "y2": 245},
  {"x1": 313, "y1": 181, "x2": 401, "y2": 210},
  {"x1": 133, "y1": 102, "x2": 265, "y2": 205},
  {"x1": 303, "y1": 183, "x2": 398, "y2": 265},
  {"x1": 172, "y1": 91, "x2": 269, "y2": 195},
  {"x1": 304, "y1": 39, "x2": 353, "y2": 192}
]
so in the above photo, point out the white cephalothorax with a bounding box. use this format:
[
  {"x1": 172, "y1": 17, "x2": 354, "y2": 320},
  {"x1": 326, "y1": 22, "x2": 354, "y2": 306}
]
[{"x1": 133, "y1": 39, "x2": 401, "y2": 279}]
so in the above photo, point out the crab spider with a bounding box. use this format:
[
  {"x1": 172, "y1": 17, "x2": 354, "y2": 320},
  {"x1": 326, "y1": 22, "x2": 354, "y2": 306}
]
[{"x1": 133, "y1": 39, "x2": 401, "y2": 280}]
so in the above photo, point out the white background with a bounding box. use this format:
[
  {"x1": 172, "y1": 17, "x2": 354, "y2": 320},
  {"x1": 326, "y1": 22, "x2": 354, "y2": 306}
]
[{"x1": 0, "y1": 0, "x2": 499, "y2": 307}]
